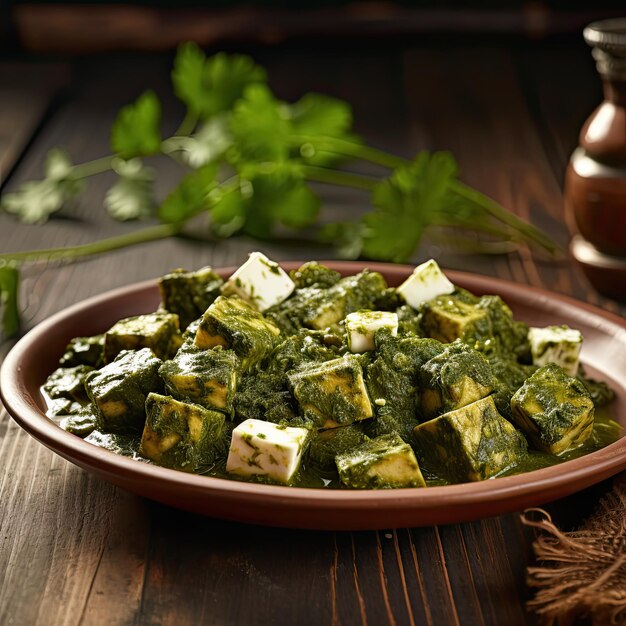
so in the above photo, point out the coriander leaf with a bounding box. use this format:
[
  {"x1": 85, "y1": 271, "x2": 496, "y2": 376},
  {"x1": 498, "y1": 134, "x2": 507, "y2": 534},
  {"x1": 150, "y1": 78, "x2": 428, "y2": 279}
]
[
  {"x1": 111, "y1": 90, "x2": 162, "y2": 159},
  {"x1": 208, "y1": 161, "x2": 320, "y2": 239},
  {"x1": 289, "y1": 93, "x2": 359, "y2": 166},
  {"x1": 172, "y1": 44, "x2": 266, "y2": 120},
  {"x1": 161, "y1": 115, "x2": 231, "y2": 168},
  {"x1": 104, "y1": 158, "x2": 155, "y2": 221},
  {"x1": 239, "y1": 162, "x2": 319, "y2": 238},
  {"x1": 1, "y1": 180, "x2": 65, "y2": 224},
  {"x1": 229, "y1": 84, "x2": 291, "y2": 162},
  {"x1": 158, "y1": 163, "x2": 217, "y2": 224},
  {"x1": 362, "y1": 151, "x2": 458, "y2": 263},
  {"x1": 0, "y1": 261, "x2": 20, "y2": 338},
  {"x1": 290, "y1": 93, "x2": 353, "y2": 140},
  {"x1": 45, "y1": 148, "x2": 74, "y2": 180},
  {"x1": 274, "y1": 184, "x2": 320, "y2": 229},
  {"x1": 209, "y1": 190, "x2": 247, "y2": 237},
  {"x1": 1, "y1": 149, "x2": 83, "y2": 224}
]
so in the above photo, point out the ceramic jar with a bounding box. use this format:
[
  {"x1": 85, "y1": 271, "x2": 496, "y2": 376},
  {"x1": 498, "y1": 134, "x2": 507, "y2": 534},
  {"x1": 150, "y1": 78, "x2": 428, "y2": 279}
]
[{"x1": 565, "y1": 19, "x2": 626, "y2": 299}]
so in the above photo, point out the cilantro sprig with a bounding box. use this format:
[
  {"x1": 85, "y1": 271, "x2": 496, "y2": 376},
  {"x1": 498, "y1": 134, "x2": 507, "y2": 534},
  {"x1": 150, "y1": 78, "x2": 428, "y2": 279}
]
[{"x1": 0, "y1": 42, "x2": 558, "y2": 338}]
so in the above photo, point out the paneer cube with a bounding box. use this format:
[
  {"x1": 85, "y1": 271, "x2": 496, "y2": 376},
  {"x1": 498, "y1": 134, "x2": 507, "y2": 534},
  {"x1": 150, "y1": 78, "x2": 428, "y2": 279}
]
[
  {"x1": 528, "y1": 325, "x2": 583, "y2": 377},
  {"x1": 336, "y1": 433, "x2": 426, "y2": 489},
  {"x1": 43, "y1": 364, "x2": 94, "y2": 403},
  {"x1": 419, "y1": 340, "x2": 495, "y2": 419},
  {"x1": 266, "y1": 270, "x2": 386, "y2": 334},
  {"x1": 226, "y1": 418, "x2": 309, "y2": 484},
  {"x1": 462, "y1": 295, "x2": 530, "y2": 360},
  {"x1": 413, "y1": 395, "x2": 527, "y2": 483},
  {"x1": 59, "y1": 334, "x2": 104, "y2": 367},
  {"x1": 308, "y1": 424, "x2": 368, "y2": 471},
  {"x1": 510, "y1": 363, "x2": 594, "y2": 454},
  {"x1": 104, "y1": 312, "x2": 180, "y2": 363},
  {"x1": 194, "y1": 296, "x2": 281, "y2": 370},
  {"x1": 421, "y1": 295, "x2": 488, "y2": 344},
  {"x1": 159, "y1": 266, "x2": 223, "y2": 330},
  {"x1": 159, "y1": 345, "x2": 239, "y2": 415},
  {"x1": 221, "y1": 252, "x2": 295, "y2": 312},
  {"x1": 397, "y1": 259, "x2": 455, "y2": 309},
  {"x1": 140, "y1": 393, "x2": 226, "y2": 470},
  {"x1": 288, "y1": 355, "x2": 373, "y2": 428},
  {"x1": 305, "y1": 271, "x2": 387, "y2": 330},
  {"x1": 85, "y1": 348, "x2": 162, "y2": 434},
  {"x1": 345, "y1": 311, "x2": 398, "y2": 353}
]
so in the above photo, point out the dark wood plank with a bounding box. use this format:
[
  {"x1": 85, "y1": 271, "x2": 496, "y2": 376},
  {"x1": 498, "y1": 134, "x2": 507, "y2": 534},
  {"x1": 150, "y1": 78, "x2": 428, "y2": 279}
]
[
  {"x1": 0, "y1": 62, "x2": 69, "y2": 184},
  {"x1": 459, "y1": 518, "x2": 530, "y2": 626},
  {"x1": 406, "y1": 527, "x2": 462, "y2": 626},
  {"x1": 0, "y1": 417, "x2": 124, "y2": 625}
]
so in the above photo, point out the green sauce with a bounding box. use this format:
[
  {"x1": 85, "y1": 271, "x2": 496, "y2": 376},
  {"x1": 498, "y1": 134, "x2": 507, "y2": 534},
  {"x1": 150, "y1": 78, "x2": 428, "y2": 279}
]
[
  {"x1": 498, "y1": 406, "x2": 621, "y2": 478},
  {"x1": 72, "y1": 405, "x2": 622, "y2": 488}
]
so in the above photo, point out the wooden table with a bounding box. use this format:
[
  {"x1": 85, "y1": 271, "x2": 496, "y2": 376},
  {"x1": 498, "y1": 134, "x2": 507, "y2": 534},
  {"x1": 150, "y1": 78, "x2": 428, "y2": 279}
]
[{"x1": 1, "y1": 40, "x2": 623, "y2": 625}]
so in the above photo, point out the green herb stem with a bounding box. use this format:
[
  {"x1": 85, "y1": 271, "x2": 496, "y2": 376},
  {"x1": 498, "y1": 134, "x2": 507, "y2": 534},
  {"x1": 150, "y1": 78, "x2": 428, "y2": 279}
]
[
  {"x1": 298, "y1": 136, "x2": 556, "y2": 254},
  {"x1": 431, "y1": 214, "x2": 522, "y2": 243},
  {"x1": 452, "y1": 181, "x2": 560, "y2": 254},
  {"x1": 302, "y1": 165, "x2": 377, "y2": 191},
  {"x1": 69, "y1": 156, "x2": 115, "y2": 180},
  {"x1": 294, "y1": 135, "x2": 408, "y2": 170},
  {"x1": 427, "y1": 229, "x2": 519, "y2": 255},
  {"x1": 174, "y1": 112, "x2": 199, "y2": 137},
  {"x1": 0, "y1": 223, "x2": 180, "y2": 264}
]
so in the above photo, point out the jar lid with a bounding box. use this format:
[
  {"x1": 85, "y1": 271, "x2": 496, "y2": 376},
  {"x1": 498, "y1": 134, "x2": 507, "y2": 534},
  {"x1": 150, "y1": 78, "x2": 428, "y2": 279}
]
[{"x1": 584, "y1": 18, "x2": 626, "y2": 80}]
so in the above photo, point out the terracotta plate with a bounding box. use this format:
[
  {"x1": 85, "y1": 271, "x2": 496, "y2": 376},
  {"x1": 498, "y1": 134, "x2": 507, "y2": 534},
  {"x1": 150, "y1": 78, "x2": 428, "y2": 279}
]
[{"x1": 2, "y1": 262, "x2": 626, "y2": 530}]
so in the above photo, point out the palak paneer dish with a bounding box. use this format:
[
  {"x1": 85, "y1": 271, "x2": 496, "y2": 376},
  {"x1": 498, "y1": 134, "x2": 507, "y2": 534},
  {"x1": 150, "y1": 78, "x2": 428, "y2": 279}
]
[{"x1": 42, "y1": 254, "x2": 620, "y2": 489}]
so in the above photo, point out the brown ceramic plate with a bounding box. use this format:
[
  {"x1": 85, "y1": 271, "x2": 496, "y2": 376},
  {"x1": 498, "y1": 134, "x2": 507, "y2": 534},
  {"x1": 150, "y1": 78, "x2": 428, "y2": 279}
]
[{"x1": 2, "y1": 262, "x2": 626, "y2": 530}]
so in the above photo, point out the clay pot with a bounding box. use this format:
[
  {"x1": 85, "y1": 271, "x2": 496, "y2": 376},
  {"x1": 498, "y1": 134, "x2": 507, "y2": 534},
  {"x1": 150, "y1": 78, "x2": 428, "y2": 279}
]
[{"x1": 565, "y1": 18, "x2": 626, "y2": 299}]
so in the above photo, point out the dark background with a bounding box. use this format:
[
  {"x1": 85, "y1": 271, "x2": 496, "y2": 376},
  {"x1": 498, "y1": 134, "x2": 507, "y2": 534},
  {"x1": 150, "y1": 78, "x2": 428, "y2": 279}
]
[{"x1": 2, "y1": 1, "x2": 626, "y2": 56}]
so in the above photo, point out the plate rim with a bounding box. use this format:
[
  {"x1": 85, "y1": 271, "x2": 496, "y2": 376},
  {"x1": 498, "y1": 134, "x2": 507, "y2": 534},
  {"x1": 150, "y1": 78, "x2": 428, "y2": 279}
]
[{"x1": 2, "y1": 261, "x2": 626, "y2": 526}]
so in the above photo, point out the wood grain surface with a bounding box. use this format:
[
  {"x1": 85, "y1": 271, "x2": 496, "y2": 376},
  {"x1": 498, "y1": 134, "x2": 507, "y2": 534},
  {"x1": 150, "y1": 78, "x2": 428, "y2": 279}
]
[{"x1": 0, "y1": 41, "x2": 623, "y2": 626}]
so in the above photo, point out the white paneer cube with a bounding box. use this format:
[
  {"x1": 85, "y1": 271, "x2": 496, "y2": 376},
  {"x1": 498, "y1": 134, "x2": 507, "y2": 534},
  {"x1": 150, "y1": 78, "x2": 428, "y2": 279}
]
[
  {"x1": 397, "y1": 259, "x2": 455, "y2": 309},
  {"x1": 528, "y1": 325, "x2": 583, "y2": 376},
  {"x1": 226, "y1": 419, "x2": 309, "y2": 484},
  {"x1": 345, "y1": 311, "x2": 398, "y2": 353},
  {"x1": 221, "y1": 252, "x2": 295, "y2": 312}
]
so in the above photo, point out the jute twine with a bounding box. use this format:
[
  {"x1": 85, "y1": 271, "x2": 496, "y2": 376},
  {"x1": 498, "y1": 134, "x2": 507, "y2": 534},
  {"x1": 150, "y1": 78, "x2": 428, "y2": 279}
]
[{"x1": 521, "y1": 478, "x2": 626, "y2": 626}]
